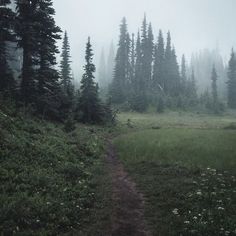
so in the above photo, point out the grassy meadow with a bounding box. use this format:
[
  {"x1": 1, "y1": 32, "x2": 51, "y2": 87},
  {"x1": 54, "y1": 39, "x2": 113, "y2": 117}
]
[{"x1": 114, "y1": 111, "x2": 236, "y2": 235}]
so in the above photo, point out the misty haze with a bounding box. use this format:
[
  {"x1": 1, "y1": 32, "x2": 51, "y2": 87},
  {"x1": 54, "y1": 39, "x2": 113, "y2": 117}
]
[{"x1": 0, "y1": 0, "x2": 236, "y2": 235}]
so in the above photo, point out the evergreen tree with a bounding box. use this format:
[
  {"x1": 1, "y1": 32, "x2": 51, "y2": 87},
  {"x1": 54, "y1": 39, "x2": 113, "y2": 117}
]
[
  {"x1": 227, "y1": 49, "x2": 236, "y2": 109},
  {"x1": 139, "y1": 14, "x2": 149, "y2": 110},
  {"x1": 60, "y1": 31, "x2": 73, "y2": 95},
  {"x1": 128, "y1": 33, "x2": 136, "y2": 103},
  {"x1": 0, "y1": 0, "x2": 15, "y2": 96},
  {"x1": 78, "y1": 37, "x2": 103, "y2": 123},
  {"x1": 60, "y1": 31, "x2": 75, "y2": 120},
  {"x1": 187, "y1": 69, "x2": 198, "y2": 106},
  {"x1": 131, "y1": 31, "x2": 146, "y2": 111},
  {"x1": 106, "y1": 40, "x2": 115, "y2": 86},
  {"x1": 170, "y1": 47, "x2": 180, "y2": 96},
  {"x1": 211, "y1": 64, "x2": 218, "y2": 107},
  {"x1": 164, "y1": 31, "x2": 172, "y2": 93},
  {"x1": 110, "y1": 17, "x2": 130, "y2": 104},
  {"x1": 15, "y1": 0, "x2": 62, "y2": 117},
  {"x1": 129, "y1": 33, "x2": 136, "y2": 88},
  {"x1": 15, "y1": 0, "x2": 38, "y2": 104},
  {"x1": 181, "y1": 54, "x2": 187, "y2": 93},
  {"x1": 35, "y1": 0, "x2": 62, "y2": 118},
  {"x1": 146, "y1": 22, "x2": 154, "y2": 91},
  {"x1": 98, "y1": 47, "x2": 107, "y2": 89},
  {"x1": 153, "y1": 30, "x2": 165, "y2": 93}
]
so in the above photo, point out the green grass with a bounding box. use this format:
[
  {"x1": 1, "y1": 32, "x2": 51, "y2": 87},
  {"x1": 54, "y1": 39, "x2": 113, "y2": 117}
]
[
  {"x1": 118, "y1": 111, "x2": 236, "y2": 130},
  {"x1": 114, "y1": 129, "x2": 236, "y2": 170},
  {"x1": 114, "y1": 112, "x2": 236, "y2": 236},
  {"x1": 0, "y1": 107, "x2": 112, "y2": 235}
]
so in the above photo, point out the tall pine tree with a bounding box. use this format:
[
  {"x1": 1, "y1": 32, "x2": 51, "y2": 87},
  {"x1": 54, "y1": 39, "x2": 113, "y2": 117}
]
[
  {"x1": 35, "y1": 0, "x2": 62, "y2": 118},
  {"x1": 78, "y1": 37, "x2": 102, "y2": 123},
  {"x1": 181, "y1": 54, "x2": 187, "y2": 93},
  {"x1": 0, "y1": 0, "x2": 15, "y2": 96},
  {"x1": 59, "y1": 31, "x2": 75, "y2": 120},
  {"x1": 131, "y1": 31, "x2": 147, "y2": 111},
  {"x1": 211, "y1": 64, "x2": 218, "y2": 107},
  {"x1": 110, "y1": 17, "x2": 130, "y2": 104},
  {"x1": 106, "y1": 41, "x2": 115, "y2": 87},
  {"x1": 164, "y1": 31, "x2": 172, "y2": 94},
  {"x1": 153, "y1": 30, "x2": 165, "y2": 93},
  {"x1": 227, "y1": 49, "x2": 236, "y2": 109},
  {"x1": 60, "y1": 31, "x2": 73, "y2": 96},
  {"x1": 98, "y1": 47, "x2": 107, "y2": 89},
  {"x1": 15, "y1": 0, "x2": 38, "y2": 104}
]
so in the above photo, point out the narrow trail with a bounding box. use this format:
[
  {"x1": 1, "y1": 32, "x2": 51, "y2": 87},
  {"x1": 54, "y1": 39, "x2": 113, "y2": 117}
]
[{"x1": 106, "y1": 141, "x2": 152, "y2": 236}]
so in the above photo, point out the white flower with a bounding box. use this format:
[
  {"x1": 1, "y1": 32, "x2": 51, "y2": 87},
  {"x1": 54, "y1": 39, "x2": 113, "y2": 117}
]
[
  {"x1": 193, "y1": 216, "x2": 198, "y2": 220},
  {"x1": 184, "y1": 221, "x2": 190, "y2": 224},
  {"x1": 172, "y1": 208, "x2": 179, "y2": 215},
  {"x1": 196, "y1": 191, "x2": 202, "y2": 196},
  {"x1": 218, "y1": 207, "x2": 224, "y2": 210}
]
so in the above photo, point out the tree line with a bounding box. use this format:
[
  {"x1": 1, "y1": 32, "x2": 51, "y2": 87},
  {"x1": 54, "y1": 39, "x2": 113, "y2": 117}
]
[
  {"x1": 109, "y1": 16, "x2": 236, "y2": 113},
  {"x1": 0, "y1": 0, "x2": 113, "y2": 125}
]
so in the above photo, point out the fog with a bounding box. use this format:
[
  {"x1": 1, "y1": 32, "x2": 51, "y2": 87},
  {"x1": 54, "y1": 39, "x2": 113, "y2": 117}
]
[{"x1": 53, "y1": 0, "x2": 236, "y2": 80}]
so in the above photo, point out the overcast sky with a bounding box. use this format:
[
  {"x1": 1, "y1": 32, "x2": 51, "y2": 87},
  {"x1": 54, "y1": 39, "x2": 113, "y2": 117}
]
[{"x1": 53, "y1": 0, "x2": 236, "y2": 79}]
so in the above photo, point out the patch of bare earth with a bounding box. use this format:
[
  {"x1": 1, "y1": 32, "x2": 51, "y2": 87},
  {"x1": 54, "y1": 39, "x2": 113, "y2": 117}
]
[{"x1": 106, "y1": 141, "x2": 152, "y2": 236}]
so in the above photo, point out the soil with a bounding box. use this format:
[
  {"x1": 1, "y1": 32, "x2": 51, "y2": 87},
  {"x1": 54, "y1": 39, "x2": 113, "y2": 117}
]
[{"x1": 106, "y1": 141, "x2": 152, "y2": 236}]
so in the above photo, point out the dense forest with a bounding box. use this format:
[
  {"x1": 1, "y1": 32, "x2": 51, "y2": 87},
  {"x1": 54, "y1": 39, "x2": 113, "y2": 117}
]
[
  {"x1": 0, "y1": 0, "x2": 236, "y2": 235},
  {"x1": 1, "y1": 2, "x2": 236, "y2": 120}
]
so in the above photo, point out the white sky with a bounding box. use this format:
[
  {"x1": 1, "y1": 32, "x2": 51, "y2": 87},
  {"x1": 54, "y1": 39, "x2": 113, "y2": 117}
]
[{"x1": 53, "y1": 0, "x2": 236, "y2": 79}]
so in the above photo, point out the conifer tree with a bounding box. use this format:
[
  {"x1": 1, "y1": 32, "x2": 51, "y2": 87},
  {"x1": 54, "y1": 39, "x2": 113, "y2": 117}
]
[
  {"x1": 35, "y1": 0, "x2": 62, "y2": 118},
  {"x1": 187, "y1": 69, "x2": 198, "y2": 106},
  {"x1": 106, "y1": 41, "x2": 115, "y2": 86},
  {"x1": 164, "y1": 31, "x2": 172, "y2": 93},
  {"x1": 153, "y1": 30, "x2": 165, "y2": 93},
  {"x1": 79, "y1": 37, "x2": 103, "y2": 123},
  {"x1": 227, "y1": 49, "x2": 236, "y2": 109},
  {"x1": 131, "y1": 31, "x2": 147, "y2": 112},
  {"x1": 60, "y1": 31, "x2": 73, "y2": 95},
  {"x1": 98, "y1": 48, "x2": 107, "y2": 89},
  {"x1": 110, "y1": 17, "x2": 130, "y2": 104},
  {"x1": 181, "y1": 54, "x2": 187, "y2": 92},
  {"x1": 15, "y1": 0, "x2": 38, "y2": 104},
  {"x1": 59, "y1": 31, "x2": 75, "y2": 119},
  {"x1": 130, "y1": 33, "x2": 136, "y2": 86},
  {"x1": 170, "y1": 47, "x2": 180, "y2": 96},
  {"x1": 139, "y1": 14, "x2": 149, "y2": 110},
  {"x1": 211, "y1": 64, "x2": 218, "y2": 107},
  {"x1": 146, "y1": 22, "x2": 154, "y2": 90},
  {"x1": 0, "y1": 0, "x2": 15, "y2": 96}
]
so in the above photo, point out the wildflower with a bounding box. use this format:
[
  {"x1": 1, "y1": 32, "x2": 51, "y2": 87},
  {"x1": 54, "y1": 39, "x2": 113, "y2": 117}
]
[
  {"x1": 193, "y1": 216, "x2": 198, "y2": 220},
  {"x1": 218, "y1": 207, "x2": 224, "y2": 210},
  {"x1": 196, "y1": 191, "x2": 202, "y2": 196},
  {"x1": 172, "y1": 208, "x2": 179, "y2": 215},
  {"x1": 184, "y1": 221, "x2": 190, "y2": 224},
  {"x1": 60, "y1": 203, "x2": 64, "y2": 206},
  {"x1": 36, "y1": 219, "x2": 40, "y2": 223}
]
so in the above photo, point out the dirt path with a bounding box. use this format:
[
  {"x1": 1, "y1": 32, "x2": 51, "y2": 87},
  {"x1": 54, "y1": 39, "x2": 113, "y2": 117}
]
[{"x1": 106, "y1": 141, "x2": 152, "y2": 236}]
